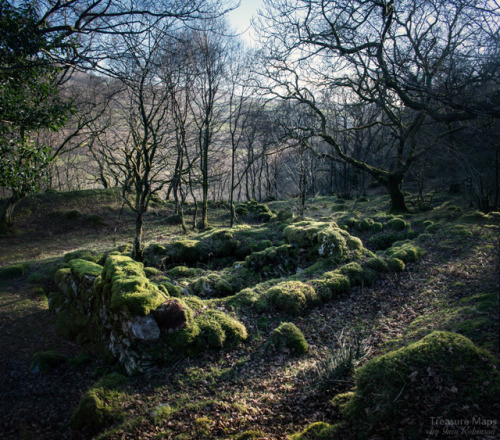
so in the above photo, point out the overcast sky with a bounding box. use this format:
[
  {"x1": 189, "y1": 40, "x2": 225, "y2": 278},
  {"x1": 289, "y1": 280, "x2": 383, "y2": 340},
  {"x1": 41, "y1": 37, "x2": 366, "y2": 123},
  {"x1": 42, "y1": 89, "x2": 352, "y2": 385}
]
[{"x1": 227, "y1": 0, "x2": 264, "y2": 45}]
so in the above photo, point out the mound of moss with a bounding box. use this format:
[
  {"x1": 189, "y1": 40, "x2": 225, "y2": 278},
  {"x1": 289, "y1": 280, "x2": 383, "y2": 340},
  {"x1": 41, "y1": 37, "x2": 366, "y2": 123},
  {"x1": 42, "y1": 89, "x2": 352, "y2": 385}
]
[
  {"x1": 290, "y1": 421, "x2": 341, "y2": 440},
  {"x1": 102, "y1": 255, "x2": 166, "y2": 316},
  {"x1": 0, "y1": 262, "x2": 30, "y2": 280},
  {"x1": 310, "y1": 272, "x2": 350, "y2": 301},
  {"x1": 267, "y1": 281, "x2": 319, "y2": 316},
  {"x1": 284, "y1": 221, "x2": 355, "y2": 262},
  {"x1": 340, "y1": 331, "x2": 500, "y2": 438},
  {"x1": 244, "y1": 244, "x2": 297, "y2": 276},
  {"x1": 271, "y1": 322, "x2": 308, "y2": 354},
  {"x1": 70, "y1": 373, "x2": 127, "y2": 434},
  {"x1": 385, "y1": 242, "x2": 424, "y2": 263},
  {"x1": 339, "y1": 262, "x2": 376, "y2": 287},
  {"x1": 29, "y1": 350, "x2": 66, "y2": 373},
  {"x1": 166, "y1": 308, "x2": 247, "y2": 355}
]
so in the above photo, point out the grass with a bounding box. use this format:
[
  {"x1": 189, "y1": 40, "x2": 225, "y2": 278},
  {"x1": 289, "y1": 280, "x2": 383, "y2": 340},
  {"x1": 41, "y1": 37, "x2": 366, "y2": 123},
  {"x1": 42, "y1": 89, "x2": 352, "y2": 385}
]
[{"x1": 0, "y1": 187, "x2": 498, "y2": 439}]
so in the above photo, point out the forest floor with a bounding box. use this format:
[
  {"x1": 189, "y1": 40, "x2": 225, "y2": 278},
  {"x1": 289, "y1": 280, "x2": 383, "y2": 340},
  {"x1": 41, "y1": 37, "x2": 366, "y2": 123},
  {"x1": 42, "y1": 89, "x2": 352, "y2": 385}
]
[{"x1": 0, "y1": 188, "x2": 498, "y2": 439}]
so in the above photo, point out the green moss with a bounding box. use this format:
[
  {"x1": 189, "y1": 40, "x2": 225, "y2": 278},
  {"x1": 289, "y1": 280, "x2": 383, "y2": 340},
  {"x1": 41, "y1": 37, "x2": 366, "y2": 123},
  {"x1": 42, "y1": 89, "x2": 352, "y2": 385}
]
[
  {"x1": 267, "y1": 281, "x2": 318, "y2": 316},
  {"x1": 371, "y1": 222, "x2": 383, "y2": 232},
  {"x1": 70, "y1": 373, "x2": 127, "y2": 434},
  {"x1": 160, "y1": 281, "x2": 182, "y2": 297},
  {"x1": 310, "y1": 272, "x2": 350, "y2": 301},
  {"x1": 342, "y1": 332, "x2": 500, "y2": 438},
  {"x1": 339, "y1": 262, "x2": 376, "y2": 287},
  {"x1": 367, "y1": 231, "x2": 407, "y2": 250},
  {"x1": 167, "y1": 266, "x2": 203, "y2": 278},
  {"x1": 271, "y1": 322, "x2": 308, "y2": 354},
  {"x1": 103, "y1": 255, "x2": 166, "y2": 316},
  {"x1": 30, "y1": 350, "x2": 66, "y2": 373},
  {"x1": 386, "y1": 257, "x2": 405, "y2": 272},
  {"x1": 284, "y1": 221, "x2": 350, "y2": 262},
  {"x1": 69, "y1": 259, "x2": 103, "y2": 280},
  {"x1": 365, "y1": 257, "x2": 388, "y2": 273},
  {"x1": 389, "y1": 217, "x2": 407, "y2": 231},
  {"x1": 235, "y1": 430, "x2": 266, "y2": 440},
  {"x1": 0, "y1": 262, "x2": 30, "y2": 280},
  {"x1": 244, "y1": 244, "x2": 297, "y2": 275},
  {"x1": 357, "y1": 217, "x2": 374, "y2": 231},
  {"x1": 290, "y1": 421, "x2": 341, "y2": 440},
  {"x1": 385, "y1": 242, "x2": 424, "y2": 263}
]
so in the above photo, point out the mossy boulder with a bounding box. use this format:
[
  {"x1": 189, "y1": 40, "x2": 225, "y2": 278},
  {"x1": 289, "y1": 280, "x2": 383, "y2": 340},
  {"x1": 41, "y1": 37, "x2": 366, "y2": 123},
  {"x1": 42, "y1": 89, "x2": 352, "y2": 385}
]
[
  {"x1": 0, "y1": 262, "x2": 30, "y2": 280},
  {"x1": 386, "y1": 257, "x2": 405, "y2": 272},
  {"x1": 103, "y1": 255, "x2": 166, "y2": 316},
  {"x1": 167, "y1": 266, "x2": 203, "y2": 278},
  {"x1": 29, "y1": 350, "x2": 66, "y2": 373},
  {"x1": 68, "y1": 259, "x2": 103, "y2": 281},
  {"x1": 310, "y1": 272, "x2": 350, "y2": 301},
  {"x1": 166, "y1": 309, "x2": 247, "y2": 355},
  {"x1": 385, "y1": 242, "x2": 424, "y2": 263},
  {"x1": 267, "y1": 281, "x2": 319, "y2": 316},
  {"x1": 284, "y1": 221, "x2": 360, "y2": 262},
  {"x1": 70, "y1": 373, "x2": 126, "y2": 434},
  {"x1": 340, "y1": 332, "x2": 500, "y2": 438},
  {"x1": 271, "y1": 322, "x2": 308, "y2": 354},
  {"x1": 388, "y1": 217, "x2": 407, "y2": 231},
  {"x1": 339, "y1": 262, "x2": 376, "y2": 287},
  {"x1": 365, "y1": 257, "x2": 388, "y2": 273},
  {"x1": 244, "y1": 244, "x2": 297, "y2": 276}
]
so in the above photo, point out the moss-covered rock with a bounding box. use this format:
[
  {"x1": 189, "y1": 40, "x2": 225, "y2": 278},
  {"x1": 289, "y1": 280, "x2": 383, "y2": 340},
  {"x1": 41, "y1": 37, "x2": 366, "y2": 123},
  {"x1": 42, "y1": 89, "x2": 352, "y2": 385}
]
[
  {"x1": 388, "y1": 217, "x2": 407, "y2": 231},
  {"x1": 310, "y1": 272, "x2": 350, "y2": 301},
  {"x1": 29, "y1": 350, "x2": 66, "y2": 373},
  {"x1": 339, "y1": 262, "x2": 376, "y2": 287},
  {"x1": 386, "y1": 257, "x2": 405, "y2": 272},
  {"x1": 167, "y1": 266, "x2": 203, "y2": 278},
  {"x1": 341, "y1": 332, "x2": 500, "y2": 438},
  {"x1": 103, "y1": 255, "x2": 166, "y2": 316},
  {"x1": 244, "y1": 244, "x2": 297, "y2": 276},
  {"x1": 267, "y1": 281, "x2": 319, "y2": 316},
  {"x1": 0, "y1": 262, "x2": 30, "y2": 280},
  {"x1": 68, "y1": 259, "x2": 103, "y2": 281},
  {"x1": 70, "y1": 373, "x2": 126, "y2": 434},
  {"x1": 271, "y1": 322, "x2": 308, "y2": 354},
  {"x1": 385, "y1": 242, "x2": 424, "y2": 263},
  {"x1": 365, "y1": 257, "x2": 388, "y2": 273}
]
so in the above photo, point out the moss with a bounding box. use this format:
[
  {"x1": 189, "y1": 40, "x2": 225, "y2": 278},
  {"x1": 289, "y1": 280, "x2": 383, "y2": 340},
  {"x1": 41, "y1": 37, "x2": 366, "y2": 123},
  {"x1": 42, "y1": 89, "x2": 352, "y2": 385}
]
[
  {"x1": 339, "y1": 262, "x2": 376, "y2": 287},
  {"x1": 0, "y1": 262, "x2": 30, "y2": 280},
  {"x1": 371, "y1": 222, "x2": 383, "y2": 231},
  {"x1": 310, "y1": 272, "x2": 350, "y2": 301},
  {"x1": 388, "y1": 217, "x2": 407, "y2": 231},
  {"x1": 367, "y1": 231, "x2": 407, "y2": 250},
  {"x1": 267, "y1": 281, "x2": 318, "y2": 316},
  {"x1": 103, "y1": 255, "x2": 166, "y2": 316},
  {"x1": 166, "y1": 239, "x2": 206, "y2": 264},
  {"x1": 290, "y1": 421, "x2": 341, "y2": 440},
  {"x1": 244, "y1": 244, "x2": 297, "y2": 275},
  {"x1": 357, "y1": 217, "x2": 374, "y2": 231},
  {"x1": 164, "y1": 214, "x2": 183, "y2": 225},
  {"x1": 151, "y1": 244, "x2": 167, "y2": 255},
  {"x1": 386, "y1": 257, "x2": 405, "y2": 272},
  {"x1": 444, "y1": 224, "x2": 474, "y2": 238},
  {"x1": 365, "y1": 257, "x2": 388, "y2": 273},
  {"x1": 144, "y1": 266, "x2": 162, "y2": 278},
  {"x1": 277, "y1": 208, "x2": 293, "y2": 221},
  {"x1": 284, "y1": 221, "x2": 351, "y2": 262},
  {"x1": 385, "y1": 242, "x2": 424, "y2": 263},
  {"x1": 167, "y1": 266, "x2": 203, "y2": 278},
  {"x1": 235, "y1": 430, "x2": 266, "y2": 440},
  {"x1": 85, "y1": 214, "x2": 107, "y2": 227},
  {"x1": 160, "y1": 281, "x2": 182, "y2": 297},
  {"x1": 30, "y1": 350, "x2": 66, "y2": 373},
  {"x1": 168, "y1": 309, "x2": 247, "y2": 354},
  {"x1": 235, "y1": 205, "x2": 248, "y2": 215},
  {"x1": 271, "y1": 322, "x2": 308, "y2": 354},
  {"x1": 342, "y1": 332, "x2": 500, "y2": 438},
  {"x1": 69, "y1": 259, "x2": 103, "y2": 280},
  {"x1": 70, "y1": 373, "x2": 127, "y2": 434}
]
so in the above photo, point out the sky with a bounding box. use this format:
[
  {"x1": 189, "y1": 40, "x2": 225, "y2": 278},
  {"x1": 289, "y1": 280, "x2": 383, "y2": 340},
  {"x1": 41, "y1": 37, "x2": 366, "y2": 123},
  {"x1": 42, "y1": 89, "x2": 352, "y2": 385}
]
[{"x1": 226, "y1": 0, "x2": 264, "y2": 45}]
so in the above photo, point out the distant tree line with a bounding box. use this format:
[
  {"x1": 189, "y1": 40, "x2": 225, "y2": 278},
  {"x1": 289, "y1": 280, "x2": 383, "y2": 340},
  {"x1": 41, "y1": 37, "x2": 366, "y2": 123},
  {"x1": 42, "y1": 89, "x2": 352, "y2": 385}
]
[{"x1": 1, "y1": 0, "x2": 498, "y2": 258}]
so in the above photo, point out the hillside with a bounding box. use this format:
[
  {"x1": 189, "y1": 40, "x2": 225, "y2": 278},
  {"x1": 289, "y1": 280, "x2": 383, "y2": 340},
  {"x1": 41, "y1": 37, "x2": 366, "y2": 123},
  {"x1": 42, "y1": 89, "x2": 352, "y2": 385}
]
[{"x1": 0, "y1": 189, "x2": 498, "y2": 440}]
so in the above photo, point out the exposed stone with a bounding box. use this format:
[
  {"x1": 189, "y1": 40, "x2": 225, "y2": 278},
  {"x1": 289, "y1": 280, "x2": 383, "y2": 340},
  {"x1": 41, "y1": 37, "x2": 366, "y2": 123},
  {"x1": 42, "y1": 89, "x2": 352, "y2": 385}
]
[{"x1": 130, "y1": 315, "x2": 161, "y2": 342}]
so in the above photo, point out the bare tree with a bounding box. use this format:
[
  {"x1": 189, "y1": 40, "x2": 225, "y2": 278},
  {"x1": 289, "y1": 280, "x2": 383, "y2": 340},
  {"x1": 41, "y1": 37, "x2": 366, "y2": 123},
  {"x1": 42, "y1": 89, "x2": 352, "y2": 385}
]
[{"x1": 256, "y1": 0, "x2": 499, "y2": 212}]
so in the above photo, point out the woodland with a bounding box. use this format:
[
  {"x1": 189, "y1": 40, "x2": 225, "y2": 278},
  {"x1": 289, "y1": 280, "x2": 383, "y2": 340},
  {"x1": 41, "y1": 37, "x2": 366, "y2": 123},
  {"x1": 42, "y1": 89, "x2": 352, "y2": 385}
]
[{"x1": 0, "y1": 1, "x2": 499, "y2": 439}]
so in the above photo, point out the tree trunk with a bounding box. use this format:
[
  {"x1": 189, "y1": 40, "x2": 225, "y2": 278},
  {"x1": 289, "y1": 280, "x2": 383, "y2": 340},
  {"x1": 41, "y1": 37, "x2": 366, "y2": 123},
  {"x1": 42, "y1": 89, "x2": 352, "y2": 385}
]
[
  {"x1": 0, "y1": 196, "x2": 20, "y2": 235},
  {"x1": 385, "y1": 174, "x2": 408, "y2": 213},
  {"x1": 133, "y1": 209, "x2": 144, "y2": 261}
]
